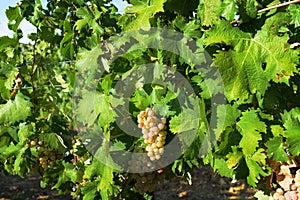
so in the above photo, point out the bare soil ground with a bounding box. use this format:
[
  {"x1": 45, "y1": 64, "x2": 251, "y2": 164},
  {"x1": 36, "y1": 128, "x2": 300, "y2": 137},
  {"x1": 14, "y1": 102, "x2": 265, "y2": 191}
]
[{"x1": 0, "y1": 166, "x2": 256, "y2": 200}]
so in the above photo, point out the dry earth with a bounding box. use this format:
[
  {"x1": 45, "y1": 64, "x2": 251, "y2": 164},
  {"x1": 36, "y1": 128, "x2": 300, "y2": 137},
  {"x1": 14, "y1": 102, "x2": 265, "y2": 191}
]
[{"x1": 0, "y1": 166, "x2": 256, "y2": 200}]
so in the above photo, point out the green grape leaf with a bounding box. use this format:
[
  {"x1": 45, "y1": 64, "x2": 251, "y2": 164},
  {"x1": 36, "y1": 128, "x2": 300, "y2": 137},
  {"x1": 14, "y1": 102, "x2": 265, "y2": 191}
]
[
  {"x1": 164, "y1": 0, "x2": 198, "y2": 17},
  {"x1": 173, "y1": 16, "x2": 202, "y2": 39},
  {"x1": 226, "y1": 146, "x2": 243, "y2": 169},
  {"x1": 0, "y1": 36, "x2": 18, "y2": 51},
  {"x1": 52, "y1": 161, "x2": 77, "y2": 190},
  {"x1": 205, "y1": 20, "x2": 298, "y2": 101},
  {"x1": 213, "y1": 158, "x2": 234, "y2": 177},
  {"x1": 246, "y1": 153, "x2": 269, "y2": 187},
  {"x1": 215, "y1": 104, "x2": 241, "y2": 135},
  {"x1": 82, "y1": 182, "x2": 98, "y2": 200},
  {"x1": 235, "y1": 0, "x2": 258, "y2": 20},
  {"x1": 18, "y1": 123, "x2": 34, "y2": 144},
  {"x1": 0, "y1": 126, "x2": 17, "y2": 146},
  {"x1": 237, "y1": 110, "x2": 266, "y2": 156},
  {"x1": 130, "y1": 89, "x2": 152, "y2": 110},
  {"x1": 77, "y1": 91, "x2": 114, "y2": 127},
  {"x1": 270, "y1": 125, "x2": 285, "y2": 138},
  {"x1": 5, "y1": 6, "x2": 23, "y2": 32},
  {"x1": 0, "y1": 93, "x2": 32, "y2": 125},
  {"x1": 288, "y1": 4, "x2": 300, "y2": 28},
  {"x1": 169, "y1": 108, "x2": 199, "y2": 134},
  {"x1": 75, "y1": 7, "x2": 93, "y2": 31},
  {"x1": 97, "y1": 164, "x2": 115, "y2": 200},
  {"x1": 198, "y1": 0, "x2": 223, "y2": 26},
  {"x1": 282, "y1": 108, "x2": 300, "y2": 156},
  {"x1": 40, "y1": 133, "x2": 66, "y2": 150},
  {"x1": 0, "y1": 62, "x2": 18, "y2": 90},
  {"x1": 75, "y1": 7, "x2": 104, "y2": 35},
  {"x1": 109, "y1": 140, "x2": 126, "y2": 152},
  {"x1": 221, "y1": 0, "x2": 238, "y2": 20},
  {"x1": 13, "y1": 146, "x2": 31, "y2": 177},
  {"x1": 2, "y1": 142, "x2": 22, "y2": 157},
  {"x1": 121, "y1": 0, "x2": 166, "y2": 30},
  {"x1": 265, "y1": 137, "x2": 289, "y2": 162},
  {"x1": 252, "y1": 148, "x2": 267, "y2": 165},
  {"x1": 60, "y1": 32, "x2": 75, "y2": 59}
]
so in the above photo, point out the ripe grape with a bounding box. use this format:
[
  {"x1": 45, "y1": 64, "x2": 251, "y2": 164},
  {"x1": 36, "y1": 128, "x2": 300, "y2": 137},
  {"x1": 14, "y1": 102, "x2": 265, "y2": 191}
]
[
  {"x1": 30, "y1": 140, "x2": 37, "y2": 146},
  {"x1": 158, "y1": 123, "x2": 164, "y2": 130},
  {"x1": 291, "y1": 184, "x2": 297, "y2": 191},
  {"x1": 277, "y1": 188, "x2": 284, "y2": 196}
]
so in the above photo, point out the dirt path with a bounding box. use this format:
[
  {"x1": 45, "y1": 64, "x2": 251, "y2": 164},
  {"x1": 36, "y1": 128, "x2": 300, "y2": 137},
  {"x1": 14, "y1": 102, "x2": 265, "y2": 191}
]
[
  {"x1": 154, "y1": 166, "x2": 256, "y2": 199},
  {"x1": 0, "y1": 172, "x2": 72, "y2": 200},
  {"x1": 0, "y1": 166, "x2": 256, "y2": 200}
]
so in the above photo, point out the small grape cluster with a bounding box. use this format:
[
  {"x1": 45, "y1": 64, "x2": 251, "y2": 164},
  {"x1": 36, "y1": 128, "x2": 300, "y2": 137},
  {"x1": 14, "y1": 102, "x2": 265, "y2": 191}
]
[
  {"x1": 271, "y1": 169, "x2": 300, "y2": 200},
  {"x1": 36, "y1": 141, "x2": 58, "y2": 169},
  {"x1": 132, "y1": 168, "x2": 168, "y2": 195},
  {"x1": 133, "y1": 172, "x2": 156, "y2": 194},
  {"x1": 137, "y1": 107, "x2": 167, "y2": 161}
]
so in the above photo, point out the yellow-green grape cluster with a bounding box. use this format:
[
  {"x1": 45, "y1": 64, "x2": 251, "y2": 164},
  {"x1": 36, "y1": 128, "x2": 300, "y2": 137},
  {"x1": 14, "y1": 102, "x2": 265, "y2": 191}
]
[
  {"x1": 37, "y1": 141, "x2": 58, "y2": 169},
  {"x1": 26, "y1": 138, "x2": 41, "y2": 148},
  {"x1": 132, "y1": 168, "x2": 167, "y2": 195},
  {"x1": 271, "y1": 169, "x2": 300, "y2": 200},
  {"x1": 137, "y1": 107, "x2": 167, "y2": 161}
]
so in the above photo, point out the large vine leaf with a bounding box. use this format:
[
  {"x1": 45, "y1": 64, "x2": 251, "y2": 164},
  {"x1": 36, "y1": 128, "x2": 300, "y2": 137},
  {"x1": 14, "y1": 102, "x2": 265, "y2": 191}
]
[
  {"x1": 215, "y1": 104, "x2": 241, "y2": 135},
  {"x1": 237, "y1": 110, "x2": 266, "y2": 156},
  {"x1": 5, "y1": 6, "x2": 23, "y2": 32},
  {"x1": 282, "y1": 108, "x2": 300, "y2": 156},
  {"x1": 52, "y1": 161, "x2": 77, "y2": 190},
  {"x1": 121, "y1": 0, "x2": 166, "y2": 30},
  {"x1": 246, "y1": 148, "x2": 270, "y2": 187},
  {"x1": 265, "y1": 137, "x2": 289, "y2": 162},
  {"x1": 0, "y1": 93, "x2": 32, "y2": 125},
  {"x1": 205, "y1": 19, "x2": 299, "y2": 101},
  {"x1": 76, "y1": 91, "x2": 114, "y2": 127},
  {"x1": 197, "y1": 0, "x2": 223, "y2": 26},
  {"x1": 198, "y1": 0, "x2": 238, "y2": 26},
  {"x1": 212, "y1": 158, "x2": 234, "y2": 177},
  {"x1": 288, "y1": 4, "x2": 300, "y2": 28}
]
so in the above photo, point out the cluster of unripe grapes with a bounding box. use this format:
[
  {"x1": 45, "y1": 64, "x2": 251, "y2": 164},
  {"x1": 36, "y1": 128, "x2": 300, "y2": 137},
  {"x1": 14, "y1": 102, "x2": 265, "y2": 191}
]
[
  {"x1": 131, "y1": 167, "x2": 168, "y2": 195},
  {"x1": 271, "y1": 169, "x2": 300, "y2": 200},
  {"x1": 137, "y1": 107, "x2": 167, "y2": 161},
  {"x1": 133, "y1": 172, "x2": 156, "y2": 194},
  {"x1": 27, "y1": 139, "x2": 58, "y2": 169}
]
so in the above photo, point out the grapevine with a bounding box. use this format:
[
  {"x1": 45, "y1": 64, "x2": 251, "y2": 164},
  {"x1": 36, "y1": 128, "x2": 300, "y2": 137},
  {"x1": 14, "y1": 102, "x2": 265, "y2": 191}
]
[{"x1": 0, "y1": 0, "x2": 299, "y2": 199}]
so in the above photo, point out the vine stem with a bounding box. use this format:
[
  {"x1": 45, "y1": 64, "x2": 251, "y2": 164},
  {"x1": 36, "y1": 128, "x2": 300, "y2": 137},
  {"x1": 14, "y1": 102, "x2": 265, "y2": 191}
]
[
  {"x1": 30, "y1": 32, "x2": 39, "y2": 130},
  {"x1": 258, "y1": 0, "x2": 300, "y2": 13}
]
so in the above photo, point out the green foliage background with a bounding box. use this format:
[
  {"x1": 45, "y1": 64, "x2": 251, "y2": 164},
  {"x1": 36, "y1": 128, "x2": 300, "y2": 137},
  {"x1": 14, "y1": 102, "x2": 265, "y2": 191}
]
[{"x1": 0, "y1": 0, "x2": 299, "y2": 199}]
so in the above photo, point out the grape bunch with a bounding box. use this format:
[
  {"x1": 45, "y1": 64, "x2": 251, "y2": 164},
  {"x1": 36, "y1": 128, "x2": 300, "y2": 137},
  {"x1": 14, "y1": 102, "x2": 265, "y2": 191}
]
[
  {"x1": 131, "y1": 168, "x2": 167, "y2": 195},
  {"x1": 271, "y1": 169, "x2": 300, "y2": 200},
  {"x1": 36, "y1": 141, "x2": 59, "y2": 169},
  {"x1": 137, "y1": 107, "x2": 167, "y2": 161},
  {"x1": 133, "y1": 172, "x2": 156, "y2": 194}
]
